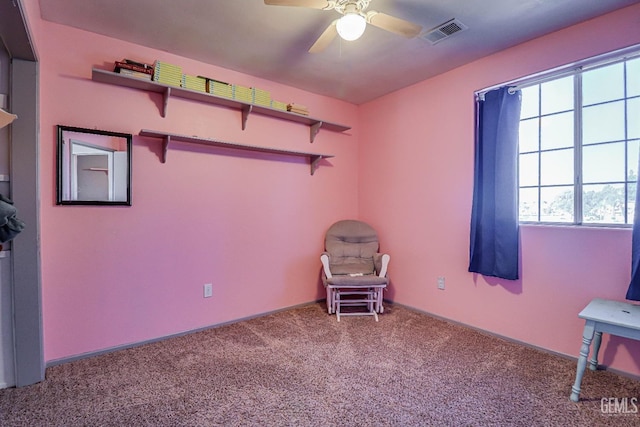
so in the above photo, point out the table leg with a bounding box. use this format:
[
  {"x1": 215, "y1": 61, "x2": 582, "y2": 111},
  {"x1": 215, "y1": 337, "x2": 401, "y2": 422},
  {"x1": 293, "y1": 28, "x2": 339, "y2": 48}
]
[
  {"x1": 570, "y1": 321, "x2": 595, "y2": 402},
  {"x1": 589, "y1": 331, "x2": 602, "y2": 371}
]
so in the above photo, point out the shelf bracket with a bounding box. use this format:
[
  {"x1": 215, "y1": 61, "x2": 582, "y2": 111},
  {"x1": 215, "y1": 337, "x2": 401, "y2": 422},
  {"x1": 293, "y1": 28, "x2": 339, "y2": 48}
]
[
  {"x1": 162, "y1": 87, "x2": 171, "y2": 118},
  {"x1": 161, "y1": 135, "x2": 171, "y2": 163},
  {"x1": 310, "y1": 121, "x2": 322, "y2": 143},
  {"x1": 241, "y1": 104, "x2": 252, "y2": 130},
  {"x1": 310, "y1": 155, "x2": 324, "y2": 176}
]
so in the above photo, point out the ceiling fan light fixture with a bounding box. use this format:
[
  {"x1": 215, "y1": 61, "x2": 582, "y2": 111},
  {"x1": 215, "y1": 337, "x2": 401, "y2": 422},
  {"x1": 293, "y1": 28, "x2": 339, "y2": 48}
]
[{"x1": 336, "y1": 13, "x2": 366, "y2": 41}]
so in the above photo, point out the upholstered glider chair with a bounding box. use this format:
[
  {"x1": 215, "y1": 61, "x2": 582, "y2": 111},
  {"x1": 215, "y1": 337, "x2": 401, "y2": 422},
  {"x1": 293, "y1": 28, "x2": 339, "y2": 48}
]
[{"x1": 320, "y1": 220, "x2": 390, "y2": 321}]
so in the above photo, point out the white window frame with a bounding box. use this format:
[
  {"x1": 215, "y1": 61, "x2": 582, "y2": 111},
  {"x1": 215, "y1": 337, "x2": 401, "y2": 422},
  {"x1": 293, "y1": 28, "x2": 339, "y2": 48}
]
[{"x1": 476, "y1": 44, "x2": 640, "y2": 228}]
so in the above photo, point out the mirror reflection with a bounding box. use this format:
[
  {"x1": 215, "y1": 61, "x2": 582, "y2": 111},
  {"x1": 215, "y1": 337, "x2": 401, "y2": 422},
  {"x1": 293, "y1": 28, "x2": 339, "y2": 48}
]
[{"x1": 57, "y1": 125, "x2": 132, "y2": 205}]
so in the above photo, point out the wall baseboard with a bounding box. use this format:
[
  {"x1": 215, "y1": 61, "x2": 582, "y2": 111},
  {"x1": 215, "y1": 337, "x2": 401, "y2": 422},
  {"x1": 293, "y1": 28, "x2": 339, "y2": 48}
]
[
  {"x1": 390, "y1": 300, "x2": 640, "y2": 382},
  {"x1": 46, "y1": 299, "x2": 324, "y2": 368}
]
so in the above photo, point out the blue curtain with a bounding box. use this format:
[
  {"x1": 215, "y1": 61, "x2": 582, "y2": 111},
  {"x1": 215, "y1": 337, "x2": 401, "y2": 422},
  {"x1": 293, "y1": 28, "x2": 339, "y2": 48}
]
[
  {"x1": 627, "y1": 159, "x2": 640, "y2": 300},
  {"x1": 469, "y1": 87, "x2": 522, "y2": 280}
]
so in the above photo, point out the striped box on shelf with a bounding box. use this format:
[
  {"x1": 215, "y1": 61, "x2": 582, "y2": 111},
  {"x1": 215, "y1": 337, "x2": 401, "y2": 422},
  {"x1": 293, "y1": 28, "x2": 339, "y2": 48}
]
[
  {"x1": 204, "y1": 78, "x2": 233, "y2": 98},
  {"x1": 153, "y1": 60, "x2": 183, "y2": 87},
  {"x1": 233, "y1": 84, "x2": 252, "y2": 103},
  {"x1": 271, "y1": 100, "x2": 287, "y2": 111},
  {"x1": 252, "y1": 87, "x2": 271, "y2": 107},
  {"x1": 182, "y1": 74, "x2": 207, "y2": 92}
]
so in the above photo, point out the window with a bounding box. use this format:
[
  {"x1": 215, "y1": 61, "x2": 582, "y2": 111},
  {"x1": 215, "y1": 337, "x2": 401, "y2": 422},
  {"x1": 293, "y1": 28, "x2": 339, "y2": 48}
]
[{"x1": 518, "y1": 55, "x2": 640, "y2": 225}]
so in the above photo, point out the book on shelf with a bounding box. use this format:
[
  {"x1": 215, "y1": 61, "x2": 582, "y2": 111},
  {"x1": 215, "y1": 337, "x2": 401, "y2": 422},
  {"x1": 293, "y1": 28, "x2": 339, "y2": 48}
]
[
  {"x1": 287, "y1": 103, "x2": 310, "y2": 115},
  {"x1": 199, "y1": 76, "x2": 234, "y2": 99},
  {"x1": 153, "y1": 60, "x2": 182, "y2": 75},
  {"x1": 153, "y1": 60, "x2": 183, "y2": 86},
  {"x1": 271, "y1": 100, "x2": 287, "y2": 111},
  {"x1": 117, "y1": 68, "x2": 153, "y2": 81},
  {"x1": 123, "y1": 59, "x2": 153, "y2": 69},
  {"x1": 210, "y1": 83, "x2": 233, "y2": 98},
  {"x1": 233, "y1": 84, "x2": 252, "y2": 103},
  {"x1": 114, "y1": 61, "x2": 153, "y2": 75},
  {"x1": 252, "y1": 87, "x2": 271, "y2": 106},
  {"x1": 182, "y1": 74, "x2": 207, "y2": 92}
]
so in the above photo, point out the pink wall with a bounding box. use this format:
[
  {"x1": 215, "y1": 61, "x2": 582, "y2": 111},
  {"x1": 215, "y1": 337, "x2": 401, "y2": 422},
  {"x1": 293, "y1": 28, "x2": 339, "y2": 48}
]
[
  {"x1": 359, "y1": 4, "x2": 640, "y2": 377},
  {"x1": 23, "y1": 0, "x2": 640, "y2": 378},
  {"x1": 25, "y1": 4, "x2": 359, "y2": 362}
]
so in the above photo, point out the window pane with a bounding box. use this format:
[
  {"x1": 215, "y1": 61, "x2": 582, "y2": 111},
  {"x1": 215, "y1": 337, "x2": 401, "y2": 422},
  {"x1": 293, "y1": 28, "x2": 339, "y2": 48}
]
[
  {"x1": 628, "y1": 139, "x2": 639, "y2": 182},
  {"x1": 515, "y1": 55, "x2": 638, "y2": 225},
  {"x1": 541, "y1": 148, "x2": 573, "y2": 185},
  {"x1": 541, "y1": 112, "x2": 573, "y2": 150},
  {"x1": 628, "y1": 57, "x2": 640, "y2": 98},
  {"x1": 519, "y1": 118, "x2": 539, "y2": 152},
  {"x1": 520, "y1": 85, "x2": 539, "y2": 119},
  {"x1": 519, "y1": 187, "x2": 539, "y2": 221},
  {"x1": 540, "y1": 186, "x2": 573, "y2": 222},
  {"x1": 582, "y1": 142, "x2": 625, "y2": 183},
  {"x1": 629, "y1": 97, "x2": 640, "y2": 140},
  {"x1": 519, "y1": 152, "x2": 539, "y2": 186},
  {"x1": 583, "y1": 63, "x2": 624, "y2": 105},
  {"x1": 541, "y1": 76, "x2": 573, "y2": 115},
  {"x1": 583, "y1": 101, "x2": 625, "y2": 144},
  {"x1": 583, "y1": 183, "x2": 625, "y2": 224},
  {"x1": 628, "y1": 182, "x2": 636, "y2": 224}
]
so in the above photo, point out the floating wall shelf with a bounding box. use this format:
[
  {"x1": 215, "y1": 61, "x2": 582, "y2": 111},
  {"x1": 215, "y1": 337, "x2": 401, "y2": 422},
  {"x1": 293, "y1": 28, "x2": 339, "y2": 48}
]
[
  {"x1": 139, "y1": 129, "x2": 334, "y2": 175},
  {"x1": 92, "y1": 69, "x2": 351, "y2": 143}
]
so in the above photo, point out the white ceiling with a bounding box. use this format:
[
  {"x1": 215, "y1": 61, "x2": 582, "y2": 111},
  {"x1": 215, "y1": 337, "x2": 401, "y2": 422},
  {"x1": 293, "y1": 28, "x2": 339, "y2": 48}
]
[{"x1": 38, "y1": 0, "x2": 640, "y2": 104}]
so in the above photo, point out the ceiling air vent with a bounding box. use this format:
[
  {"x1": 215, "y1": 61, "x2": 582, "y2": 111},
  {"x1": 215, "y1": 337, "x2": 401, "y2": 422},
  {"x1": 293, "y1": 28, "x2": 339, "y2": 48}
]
[{"x1": 421, "y1": 18, "x2": 468, "y2": 45}]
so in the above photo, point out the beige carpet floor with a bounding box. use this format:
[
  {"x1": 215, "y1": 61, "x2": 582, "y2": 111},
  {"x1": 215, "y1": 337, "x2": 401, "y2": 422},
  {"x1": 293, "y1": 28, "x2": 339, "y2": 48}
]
[{"x1": 0, "y1": 302, "x2": 639, "y2": 426}]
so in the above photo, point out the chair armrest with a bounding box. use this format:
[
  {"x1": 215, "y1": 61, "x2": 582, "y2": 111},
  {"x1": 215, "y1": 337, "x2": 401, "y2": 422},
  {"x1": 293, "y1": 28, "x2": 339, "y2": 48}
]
[
  {"x1": 374, "y1": 253, "x2": 391, "y2": 278},
  {"x1": 320, "y1": 252, "x2": 332, "y2": 278}
]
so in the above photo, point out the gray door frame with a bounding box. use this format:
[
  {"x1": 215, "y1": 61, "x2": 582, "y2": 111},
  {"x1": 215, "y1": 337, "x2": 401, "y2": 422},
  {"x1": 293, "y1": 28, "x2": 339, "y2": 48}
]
[
  {"x1": 1, "y1": 1, "x2": 44, "y2": 387},
  {"x1": 11, "y1": 58, "x2": 43, "y2": 386}
]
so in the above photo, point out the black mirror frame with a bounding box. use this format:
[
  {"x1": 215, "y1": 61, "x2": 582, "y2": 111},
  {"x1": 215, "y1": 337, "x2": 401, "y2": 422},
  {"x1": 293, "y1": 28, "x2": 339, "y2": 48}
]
[{"x1": 56, "y1": 125, "x2": 132, "y2": 206}]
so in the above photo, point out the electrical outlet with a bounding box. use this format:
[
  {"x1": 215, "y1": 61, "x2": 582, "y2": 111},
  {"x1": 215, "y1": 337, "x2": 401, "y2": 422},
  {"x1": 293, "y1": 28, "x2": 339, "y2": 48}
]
[
  {"x1": 203, "y1": 283, "x2": 213, "y2": 298},
  {"x1": 437, "y1": 276, "x2": 445, "y2": 290}
]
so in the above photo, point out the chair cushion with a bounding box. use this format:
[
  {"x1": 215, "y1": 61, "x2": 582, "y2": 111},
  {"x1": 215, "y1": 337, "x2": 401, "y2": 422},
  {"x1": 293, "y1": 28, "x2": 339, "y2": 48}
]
[
  {"x1": 325, "y1": 220, "x2": 379, "y2": 275},
  {"x1": 330, "y1": 261, "x2": 375, "y2": 276},
  {"x1": 326, "y1": 274, "x2": 388, "y2": 287}
]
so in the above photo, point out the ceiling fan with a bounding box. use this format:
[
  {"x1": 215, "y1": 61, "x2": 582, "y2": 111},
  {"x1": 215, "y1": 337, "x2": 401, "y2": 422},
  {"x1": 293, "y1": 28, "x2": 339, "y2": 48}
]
[{"x1": 264, "y1": 0, "x2": 422, "y2": 53}]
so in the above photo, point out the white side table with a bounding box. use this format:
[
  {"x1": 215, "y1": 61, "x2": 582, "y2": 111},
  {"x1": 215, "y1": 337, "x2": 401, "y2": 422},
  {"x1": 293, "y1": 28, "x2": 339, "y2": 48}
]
[{"x1": 570, "y1": 298, "x2": 640, "y2": 402}]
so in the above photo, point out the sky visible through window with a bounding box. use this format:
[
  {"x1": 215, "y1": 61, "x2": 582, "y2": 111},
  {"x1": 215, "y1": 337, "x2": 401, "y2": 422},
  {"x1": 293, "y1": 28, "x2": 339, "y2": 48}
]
[{"x1": 518, "y1": 57, "x2": 640, "y2": 225}]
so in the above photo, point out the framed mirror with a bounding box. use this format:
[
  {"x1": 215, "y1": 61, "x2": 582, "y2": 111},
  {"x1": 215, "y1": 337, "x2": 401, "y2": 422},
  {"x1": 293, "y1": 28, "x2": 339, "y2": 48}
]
[{"x1": 57, "y1": 125, "x2": 132, "y2": 205}]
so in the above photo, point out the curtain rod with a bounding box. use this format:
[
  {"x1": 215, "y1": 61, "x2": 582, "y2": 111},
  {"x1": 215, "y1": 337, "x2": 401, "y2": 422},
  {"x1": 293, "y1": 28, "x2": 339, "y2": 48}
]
[{"x1": 475, "y1": 43, "x2": 640, "y2": 101}]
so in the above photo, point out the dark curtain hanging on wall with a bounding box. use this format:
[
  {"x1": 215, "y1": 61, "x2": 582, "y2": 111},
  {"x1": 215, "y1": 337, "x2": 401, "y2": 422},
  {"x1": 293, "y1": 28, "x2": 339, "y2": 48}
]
[
  {"x1": 627, "y1": 159, "x2": 640, "y2": 301},
  {"x1": 468, "y1": 87, "x2": 522, "y2": 280}
]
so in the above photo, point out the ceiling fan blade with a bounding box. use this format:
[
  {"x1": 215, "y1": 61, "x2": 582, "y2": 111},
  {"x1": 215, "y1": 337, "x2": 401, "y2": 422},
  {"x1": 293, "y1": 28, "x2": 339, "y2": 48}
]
[
  {"x1": 366, "y1": 11, "x2": 422, "y2": 38},
  {"x1": 264, "y1": 0, "x2": 332, "y2": 9},
  {"x1": 308, "y1": 21, "x2": 338, "y2": 53}
]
